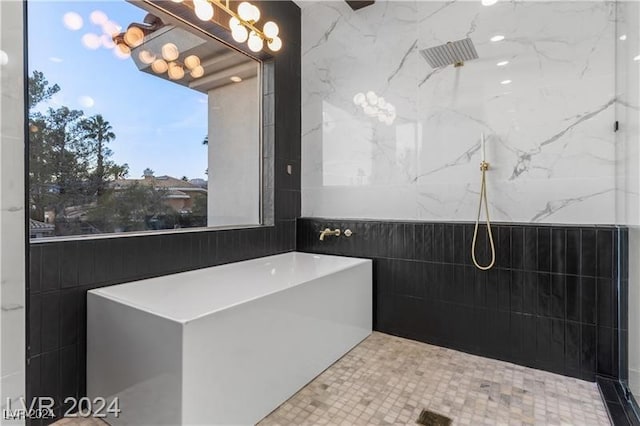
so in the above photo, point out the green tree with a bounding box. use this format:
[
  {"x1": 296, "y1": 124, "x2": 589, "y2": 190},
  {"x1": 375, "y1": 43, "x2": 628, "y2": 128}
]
[
  {"x1": 88, "y1": 183, "x2": 170, "y2": 232},
  {"x1": 78, "y1": 114, "x2": 116, "y2": 198}
]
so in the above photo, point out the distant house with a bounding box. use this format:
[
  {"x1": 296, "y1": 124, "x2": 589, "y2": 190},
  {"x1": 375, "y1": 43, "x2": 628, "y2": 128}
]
[
  {"x1": 29, "y1": 219, "x2": 55, "y2": 239},
  {"x1": 112, "y1": 171, "x2": 207, "y2": 214}
]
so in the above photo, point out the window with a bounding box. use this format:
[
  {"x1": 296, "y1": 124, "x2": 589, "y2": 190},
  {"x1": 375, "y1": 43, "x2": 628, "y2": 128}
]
[{"x1": 27, "y1": 0, "x2": 263, "y2": 239}]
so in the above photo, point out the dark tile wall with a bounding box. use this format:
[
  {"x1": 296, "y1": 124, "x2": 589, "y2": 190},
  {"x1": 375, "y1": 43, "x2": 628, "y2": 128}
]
[
  {"x1": 25, "y1": 1, "x2": 301, "y2": 423},
  {"x1": 297, "y1": 218, "x2": 627, "y2": 382}
]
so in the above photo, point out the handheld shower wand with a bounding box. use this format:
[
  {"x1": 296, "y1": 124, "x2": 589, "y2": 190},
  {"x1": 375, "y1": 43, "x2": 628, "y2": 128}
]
[{"x1": 471, "y1": 133, "x2": 496, "y2": 271}]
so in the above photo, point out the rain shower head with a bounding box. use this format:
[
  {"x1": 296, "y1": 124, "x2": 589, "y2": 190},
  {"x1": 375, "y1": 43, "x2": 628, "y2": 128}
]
[{"x1": 419, "y1": 38, "x2": 479, "y2": 68}]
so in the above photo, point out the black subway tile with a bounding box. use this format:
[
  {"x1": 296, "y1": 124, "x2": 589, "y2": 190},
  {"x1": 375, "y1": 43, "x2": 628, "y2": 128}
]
[
  {"x1": 41, "y1": 245, "x2": 60, "y2": 292},
  {"x1": 597, "y1": 278, "x2": 613, "y2": 327},
  {"x1": 524, "y1": 228, "x2": 537, "y2": 271},
  {"x1": 581, "y1": 229, "x2": 597, "y2": 277},
  {"x1": 550, "y1": 274, "x2": 566, "y2": 319},
  {"x1": 497, "y1": 226, "x2": 511, "y2": 269},
  {"x1": 511, "y1": 227, "x2": 524, "y2": 270},
  {"x1": 581, "y1": 277, "x2": 597, "y2": 325},
  {"x1": 537, "y1": 228, "x2": 551, "y2": 272},
  {"x1": 566, "y1": 275, "x2": 580, "y2": 322},
  {"x1": 551, "y1": 228, "x2": 566, "y2": 274},
  {"x1": 41, "y1": 292, "x2": 60, "y2": 353},
  {"x1": 597, "y1": 229, "x2": 613, "y2": 279},
  {"x1": 566, "y1": 229, "x2": 580, "y2": 276},
  {"x1": 30, "y1": 246, "x2": 42, "y2": 293}
]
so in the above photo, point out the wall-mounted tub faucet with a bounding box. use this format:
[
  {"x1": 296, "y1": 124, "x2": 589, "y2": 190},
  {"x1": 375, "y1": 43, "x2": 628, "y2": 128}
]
[{"x1": 319, "y1": 228, "x2": 341, "y2": 241}]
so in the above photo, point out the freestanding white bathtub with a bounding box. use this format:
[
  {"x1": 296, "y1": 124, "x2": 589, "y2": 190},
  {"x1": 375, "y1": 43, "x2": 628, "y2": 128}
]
[{"x1": 87, "y1": 252, "x2": 372, "y2": 425}]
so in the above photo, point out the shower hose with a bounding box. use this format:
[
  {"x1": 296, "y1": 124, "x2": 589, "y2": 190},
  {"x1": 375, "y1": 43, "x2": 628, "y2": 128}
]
[{"x1": 471, "y1": 162, "x2": 496, "y2": 270}]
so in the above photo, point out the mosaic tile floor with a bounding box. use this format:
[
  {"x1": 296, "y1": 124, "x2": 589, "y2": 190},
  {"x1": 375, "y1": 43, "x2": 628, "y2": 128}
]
[
  {"x1": 258, "y1": 332, "x2": 611, "y2": 426},
  {"x1": 53, "y1": 332, "x2": 610, "y2": 426}
]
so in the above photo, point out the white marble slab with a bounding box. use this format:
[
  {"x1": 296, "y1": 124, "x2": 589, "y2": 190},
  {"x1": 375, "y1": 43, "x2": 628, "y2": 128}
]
[{"x1": 301, "y1": 0, "x2": 621, "y2": 224}]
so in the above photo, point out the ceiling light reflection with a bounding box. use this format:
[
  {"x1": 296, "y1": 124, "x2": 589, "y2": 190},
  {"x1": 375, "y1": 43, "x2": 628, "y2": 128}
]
[
  {"x1": 501, "y1": 79, "x2": 512, "y2": 85},
  {"x1": 490, "y1": 35, "x2": 505, "y2": 42},
  {"x1": 63, "y1": 12, "x2": 83, "y2": 31}
]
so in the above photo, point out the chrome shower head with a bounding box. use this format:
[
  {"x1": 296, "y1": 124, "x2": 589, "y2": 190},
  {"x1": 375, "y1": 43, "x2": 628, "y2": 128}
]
[{"x1": 419, "y1": 38, "x2": 479, "y2": 68}]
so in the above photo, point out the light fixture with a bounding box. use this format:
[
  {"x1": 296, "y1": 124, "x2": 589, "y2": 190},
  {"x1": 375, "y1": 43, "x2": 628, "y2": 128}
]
[
  {"x1": 63, "y1": 12, "x2": 83, "y2": 31},
  {"x1": 490, "y1": 35, "x2": 505, "y2": 42},
  {"x1": 352, "y1": 91, "x2": 396, "y2": 126},
  {"x1": 247, "y1": 30, "x2": 264, "y2": 52},
  {"x1": 194, "y1": 0, "x2": 215, "y2": 21},
  {"x1": 230, "y1": 76, "x2": 242, "y2": 82},
  {"x1": 496, "y1": 60, "x2": 509, "y2": 66},
  {"x1": 184, "y1": 55, "x2": 200, "y2": 70},
  {"x1": 124, "y1": 26, "x2": 144, "y2": 48},
  {"x1": 81, "y1": 33, "x2": 102, "y2": 50},
  {"x1": 162, "y1": 43, "x2": 180, "y2": 61},
  {"x1": 151, "y1": 58, "x2": 168, "y2": 74},
  {"x1": 138, "y1": 50, "x2": 156, "y2": 64},
  {"x1": 168, "y1": 62, "x2": 185, "y2": 80},
  {"x1": 177, "y1": 0, "x2": 282, "y2": 54},
  {"x1": 90, "y1": 10, "x2": 108, "y2": 26},
  {"x1": 191, "y1": 66, "x2": 205, "y2": 78},
  {"x1": 500, "y1": 79, "x2": 512, "y2": 85}
]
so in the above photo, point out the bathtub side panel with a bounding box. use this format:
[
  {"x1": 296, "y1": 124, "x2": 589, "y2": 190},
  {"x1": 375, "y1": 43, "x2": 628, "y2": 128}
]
[
  {"x1": 181, "y1": 261, "x2": 372, "y2": 425},
  {"x1": 87, "y1": 292, "x2": 183, "y2": 426}
]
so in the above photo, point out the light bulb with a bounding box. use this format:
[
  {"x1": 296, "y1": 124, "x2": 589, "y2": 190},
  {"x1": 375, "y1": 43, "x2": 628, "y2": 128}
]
[
  {"x1": 263, "y1": 21, "x2": 279, "y2": 38},
  {"x1": 366, "y1": 91, "x2": 378, "y2": 105},
  {"x1": 267, "y1": 36, "x2": 282, "y2": 52},
  {"x1": 190, "y1": 65, "x2": 205, "y2": 78},
  {"x1": 124, "y1": 26, "x2": 144, "y2": 47},
  {"x1": 81, "y1": 33, "x2": 102, "y2": 50},
  {"x1": 113, "y1": 46, "x2": 130, "y2": 59},
  {"x1": 232, "y1": 26, "x2": 249, "y2": 43},
  {"x1": 184, "y1": 55, "x2": 200, "y2": 70},
  {"x1": 247, "y1": 31, "x2": 264, "y2": 52},
  {"x1": 138, "y1": 50, "x2": 156, "y2": 65},
  {"x1": 161, "y1": 43, "x2": 179, "y2": 61},
  {"x1": 151, "y1": 58, "x2": 168, "y2": 74},
  {"x1": 238, "y1": 2, "x2": 254, "y2": 21},
  {"x1": 363, "y1": 105, "x2": 376, "y2": 116},
  {"x1": 168, "y1": 63, "x2": 185, "y2": 80},
  {"x1": 229, "y1": 17, "x2": 242, "y2": 30},
  {"x1": 63, "y1": 12, "x2": 83, "y2": 31},
  {"x1": 102, "y1": 21, "x2": 121, "y2": 37},
  {"x1": 194, "y1": 0, "x2": 214, "y2": 21},
  {"x1": 250, "y1": 5, "x2": 261, "y2": 22},
  {"x1": 353, "y1": 93, "x2": 365, "y2": 106},
  {"x1": 100, "y1": 34, "x2": 115, "y2": 49},
  {"x1": 90, "y1": 10, "x2": 108, "y2": 25}
]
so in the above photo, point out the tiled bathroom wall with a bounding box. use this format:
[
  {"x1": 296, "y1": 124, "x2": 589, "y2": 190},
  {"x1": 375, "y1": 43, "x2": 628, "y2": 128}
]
[
  {"x1": 1, "y1": 0, "x2": 26, "y2": 416},
  {"x1": 25, "y1": 1, "x2": 301, "y2": 421},
  {"x1": 301, "y1": 1, "x2": 619, "y2": 224},
  {"x1": 298, "y1": 218, "x2": 626, "y2": 382}
]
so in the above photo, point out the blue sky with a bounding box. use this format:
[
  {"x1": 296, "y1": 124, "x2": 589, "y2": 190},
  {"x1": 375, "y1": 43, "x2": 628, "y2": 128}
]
[{"x1": 28, "y1": 0, "x2": 209, "y2": 180}]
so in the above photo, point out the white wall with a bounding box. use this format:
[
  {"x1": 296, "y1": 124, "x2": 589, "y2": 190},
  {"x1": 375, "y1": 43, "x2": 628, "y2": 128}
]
[
  {"x1": 0, "y1": 0, "x2": 26, "y2": 423},
  {"x1": 301, "y1": 0, "x2": 619, "y2": 224},
  {"x1": 207, "y1": 77, "x2": 260, "y2": 226}
]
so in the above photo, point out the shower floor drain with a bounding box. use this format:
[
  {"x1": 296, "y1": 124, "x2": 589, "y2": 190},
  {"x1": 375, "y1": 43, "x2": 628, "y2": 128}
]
[{"x1": 416, "y1": 409, "x2": 452, "y2": 426}]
